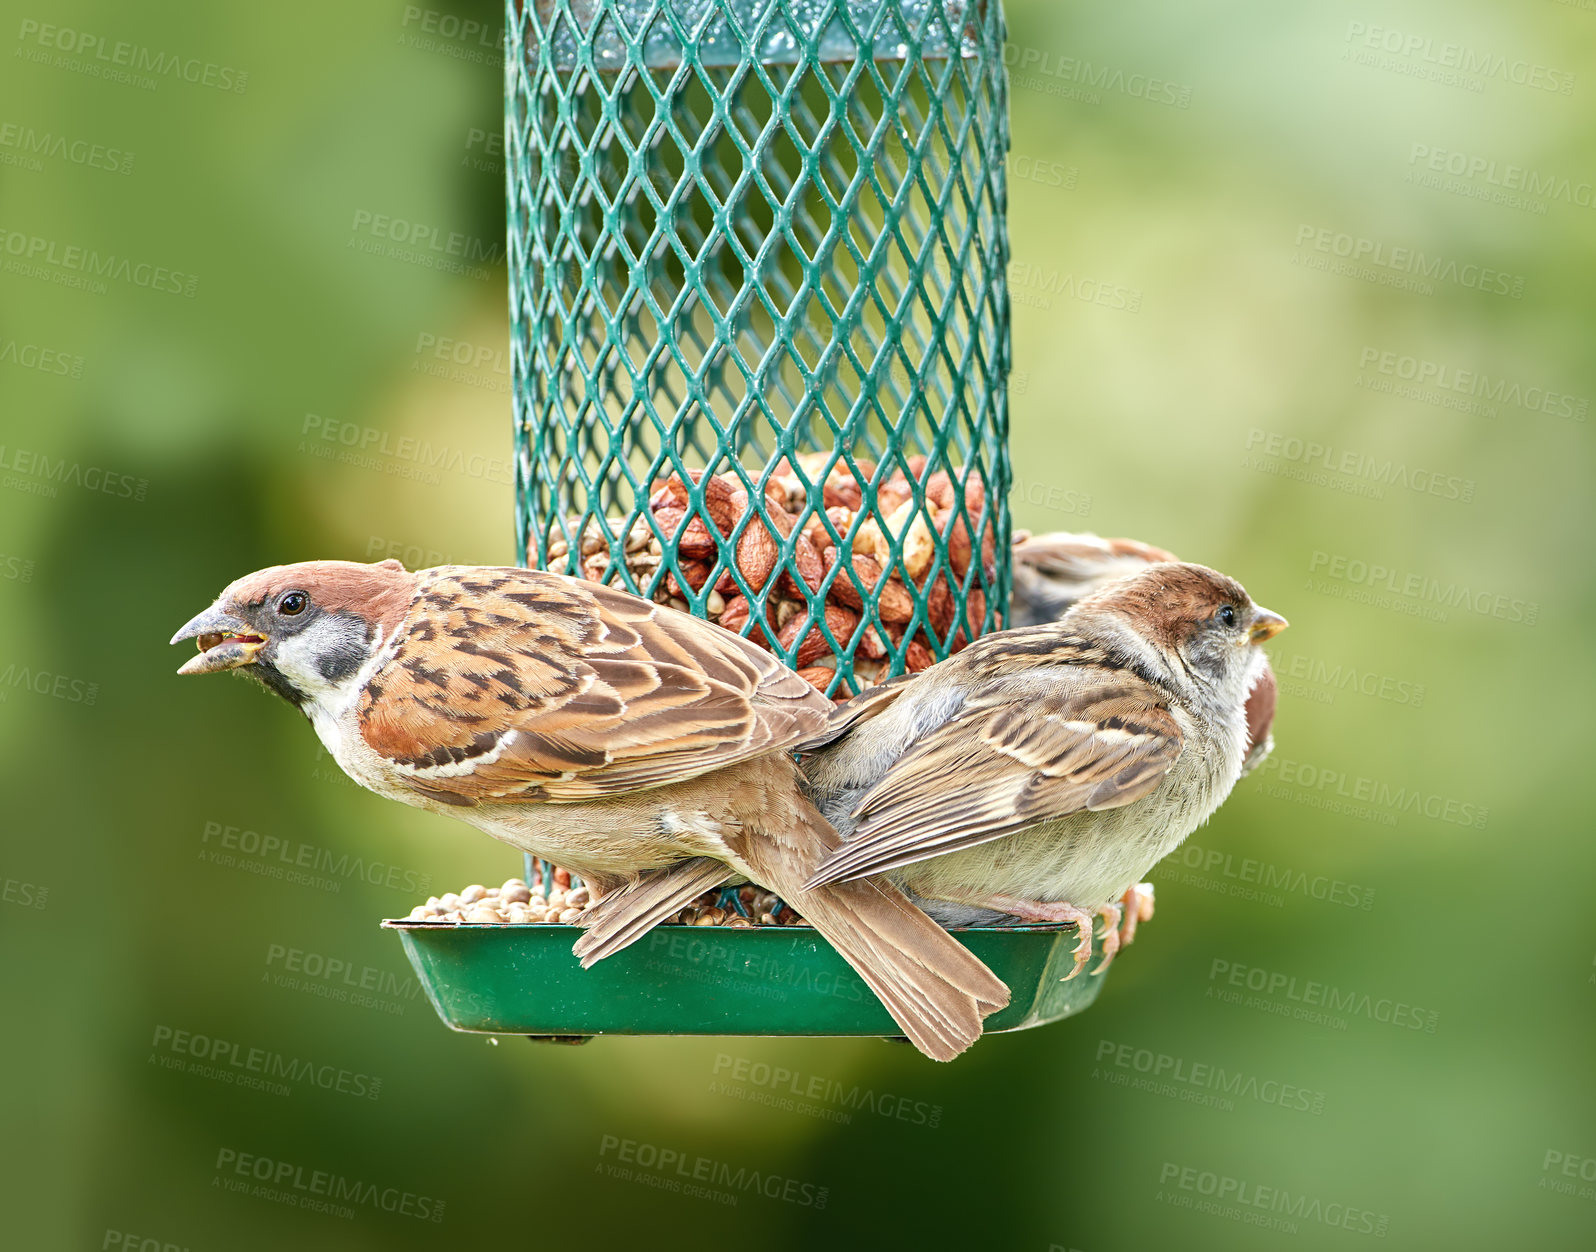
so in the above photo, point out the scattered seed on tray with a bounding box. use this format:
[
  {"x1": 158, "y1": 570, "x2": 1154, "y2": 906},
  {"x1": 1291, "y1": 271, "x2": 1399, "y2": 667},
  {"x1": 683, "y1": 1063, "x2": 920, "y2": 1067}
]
[{"x1": 405, "y1": 877, "x2": 808, "y2": 927}]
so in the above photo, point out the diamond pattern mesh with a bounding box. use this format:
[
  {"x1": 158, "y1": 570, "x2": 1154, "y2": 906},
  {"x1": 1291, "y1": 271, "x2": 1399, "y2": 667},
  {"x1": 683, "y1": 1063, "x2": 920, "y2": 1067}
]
[{"x1": 510, "y1": 0, "x2": 1011, "y2": 697}]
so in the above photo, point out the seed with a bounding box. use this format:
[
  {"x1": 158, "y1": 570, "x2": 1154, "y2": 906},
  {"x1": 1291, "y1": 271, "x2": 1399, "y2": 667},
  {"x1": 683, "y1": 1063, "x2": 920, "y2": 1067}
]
[
  {"x1": 460, "y1": 884, "x2": 488, "y2": 905},
  {"x1": 706, "y1": 590, "x2": 725, "y2": 617},
  {"x1": 466, "y1": 905, "x2": 502, "y2": 924},
  {"x1": 439, "y1": 893, "x2": 461, "y2": 911},
  {"x1": 500, "y1": 880, "x2": 532, "y2": 905},
  {"x1": 558, "y1": 907, "x2": 583, "y2": 924}
]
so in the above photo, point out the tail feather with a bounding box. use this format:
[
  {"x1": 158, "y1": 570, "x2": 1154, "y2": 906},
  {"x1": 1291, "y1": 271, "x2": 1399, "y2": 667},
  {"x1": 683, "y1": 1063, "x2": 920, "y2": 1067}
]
[
  {"x1": 571, "y1": 858, "x2": 733, "y2": 968},
  {"x1": 777, "y1": 874, "x2": 1011, "y2": 1061}
]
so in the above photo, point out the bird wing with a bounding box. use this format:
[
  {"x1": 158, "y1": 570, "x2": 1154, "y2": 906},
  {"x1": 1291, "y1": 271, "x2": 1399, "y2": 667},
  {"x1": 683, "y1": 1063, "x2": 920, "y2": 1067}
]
[
  {"x1": 806, "y1": 668, "x2": 1183, "y2": 887},
  {"x1": 794, "y1": 671, "x2": 918, "y2": 754},
  {"x1": 357, "y1": 567, "x2": 831, "y2": 805}
]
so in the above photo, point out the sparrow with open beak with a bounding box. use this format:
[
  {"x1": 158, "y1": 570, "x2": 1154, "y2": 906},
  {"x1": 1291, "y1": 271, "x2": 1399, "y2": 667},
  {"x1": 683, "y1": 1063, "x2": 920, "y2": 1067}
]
[
  {"x1": 171, "y1": 560, "x2": 1009, "y2": 1061},
  {"x1": 795, "y1": 562, "x2": 1287, "y2": 980}
]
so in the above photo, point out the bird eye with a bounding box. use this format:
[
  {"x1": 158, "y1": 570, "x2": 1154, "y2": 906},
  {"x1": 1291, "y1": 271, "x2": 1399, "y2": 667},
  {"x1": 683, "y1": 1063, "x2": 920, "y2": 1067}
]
[
  {"x1": 277, "y1": 591, "x2": 308, "y2": 616},
  {"x1": 1216, "y1": 604, "x2": 1237, "y2": 629}
]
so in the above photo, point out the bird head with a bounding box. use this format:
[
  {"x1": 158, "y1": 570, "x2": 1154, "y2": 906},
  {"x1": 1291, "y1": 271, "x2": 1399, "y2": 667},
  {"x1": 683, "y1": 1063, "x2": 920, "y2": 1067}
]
[
  {"x1": 170, "y1": 558, "x2": 416, "y2": 710},
  {"x1": 1070, "y1": 561, "x2": 1287, "y2": 712}
]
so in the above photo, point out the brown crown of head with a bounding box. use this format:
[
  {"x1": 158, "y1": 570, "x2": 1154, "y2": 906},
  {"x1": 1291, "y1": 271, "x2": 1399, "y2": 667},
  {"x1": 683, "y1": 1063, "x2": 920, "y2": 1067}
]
[
  {"x1": 217, "y1": 558, "x2": 416, "y2": 633},
  {"x1": 1079, "y1": 562, "x2": 1253, "y2": 643}
]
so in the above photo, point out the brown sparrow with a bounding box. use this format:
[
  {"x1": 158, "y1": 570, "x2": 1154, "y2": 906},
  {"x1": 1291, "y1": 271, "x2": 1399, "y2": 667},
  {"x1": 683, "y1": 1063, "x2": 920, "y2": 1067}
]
[
  {"x1": 1013, "y1": 531, "x2": 1276, "y2": 776},
  {"x1": 170, "y1": 561, "x2": 1009, "y2": 1060},
  {"x1": 798, "y1": 562, "x2": 1287, "y2": 979}
]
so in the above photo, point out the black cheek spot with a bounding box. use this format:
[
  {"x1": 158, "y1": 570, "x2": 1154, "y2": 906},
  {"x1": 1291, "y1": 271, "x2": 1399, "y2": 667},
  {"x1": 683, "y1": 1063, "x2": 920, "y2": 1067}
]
[{"x1": 316, "y1": 639, "x2": 367, "y2": 684}]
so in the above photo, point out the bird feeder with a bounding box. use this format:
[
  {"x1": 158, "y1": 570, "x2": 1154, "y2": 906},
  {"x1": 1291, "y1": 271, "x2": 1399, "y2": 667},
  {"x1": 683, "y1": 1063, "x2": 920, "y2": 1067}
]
[{"x1": 387, "y1": 0, "x2": 1130, "y2": 1042}]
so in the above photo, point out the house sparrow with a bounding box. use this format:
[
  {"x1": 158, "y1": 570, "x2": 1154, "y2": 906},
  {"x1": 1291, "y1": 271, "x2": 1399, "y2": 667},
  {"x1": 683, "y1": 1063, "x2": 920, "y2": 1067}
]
[
  {"x1": 797, "y1": 562, "x2": 1287, "y2": 979},
  {"x1": 1013, "y1": 531, "x2": 1276, "y2": 776},
  {"x1": 170, "y1": 560, "x2": 1009, "y2": 1061}
]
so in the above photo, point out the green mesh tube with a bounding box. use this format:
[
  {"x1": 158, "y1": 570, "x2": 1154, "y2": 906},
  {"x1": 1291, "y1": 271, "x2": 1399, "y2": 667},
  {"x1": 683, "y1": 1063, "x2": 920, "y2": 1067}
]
[{"x1": 509, "y1": 0, "x2": 1012, "y2": 697}]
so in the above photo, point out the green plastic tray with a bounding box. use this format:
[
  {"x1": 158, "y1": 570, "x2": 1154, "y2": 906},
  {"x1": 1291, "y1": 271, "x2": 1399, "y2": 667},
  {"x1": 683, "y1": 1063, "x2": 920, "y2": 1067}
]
[{"x1": 381, "y1": 919, "x2": 1114, "y2": 1040}]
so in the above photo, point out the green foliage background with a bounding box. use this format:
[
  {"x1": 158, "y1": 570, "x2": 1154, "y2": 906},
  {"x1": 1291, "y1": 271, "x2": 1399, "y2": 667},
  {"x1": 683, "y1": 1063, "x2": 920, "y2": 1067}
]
[{"x1": 1, "y1": 1, "x2": 1593, "y2": 1247}]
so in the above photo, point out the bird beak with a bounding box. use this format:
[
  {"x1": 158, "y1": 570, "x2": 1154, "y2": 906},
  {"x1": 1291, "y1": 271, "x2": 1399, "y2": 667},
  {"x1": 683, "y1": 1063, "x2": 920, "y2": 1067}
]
[
  {"x1": 1249, "y1": 608, "x2": 1288, "y2": 643},
  {"x1": 170, "y1": 604, "x2": 267, "y2": 675}
]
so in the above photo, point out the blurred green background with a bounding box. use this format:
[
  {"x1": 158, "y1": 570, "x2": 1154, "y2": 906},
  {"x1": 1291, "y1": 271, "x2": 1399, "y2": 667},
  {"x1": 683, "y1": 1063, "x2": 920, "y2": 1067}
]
[{"x1": 2, "y1": 0, "x2": 1594, "y2": 1248}]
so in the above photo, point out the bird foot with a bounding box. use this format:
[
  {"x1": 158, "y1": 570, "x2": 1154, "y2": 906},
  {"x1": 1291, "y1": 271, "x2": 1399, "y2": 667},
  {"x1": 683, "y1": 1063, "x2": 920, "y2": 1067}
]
[
  {"x1": 974, "y1": 895, "x2": 1123, "y2": 980},
  {"x1": 1118, "y1": 882, "x2": 1155, "y2": 948}
]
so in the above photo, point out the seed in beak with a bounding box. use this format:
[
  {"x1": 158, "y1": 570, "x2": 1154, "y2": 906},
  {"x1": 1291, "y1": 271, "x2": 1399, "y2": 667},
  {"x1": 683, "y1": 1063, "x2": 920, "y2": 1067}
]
[{"x1": 195, "y1": 630, "x2": 264, "y2": 653}]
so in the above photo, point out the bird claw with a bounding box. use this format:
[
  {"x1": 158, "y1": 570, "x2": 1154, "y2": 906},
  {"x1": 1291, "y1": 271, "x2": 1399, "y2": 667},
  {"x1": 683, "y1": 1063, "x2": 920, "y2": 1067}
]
[
  {"x1": 963, "y1": 896, "x2": 1105, "y2": 980},
  {"x1": 922, "y1": 890, "x2": 1149, "y2": 980},
  {"x1": 1118, "y1": 882, "x2": 1155, "y2": 948}
]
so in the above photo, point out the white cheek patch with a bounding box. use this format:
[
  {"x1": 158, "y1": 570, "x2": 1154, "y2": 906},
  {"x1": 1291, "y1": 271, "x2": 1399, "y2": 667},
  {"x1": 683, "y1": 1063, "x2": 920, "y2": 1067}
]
[
  {"x1": 273, "y1": 619, "x2": 356, "y2": 699},
  {"x1": 275, "y1": 619, "x2": 393, "y2": 723}
]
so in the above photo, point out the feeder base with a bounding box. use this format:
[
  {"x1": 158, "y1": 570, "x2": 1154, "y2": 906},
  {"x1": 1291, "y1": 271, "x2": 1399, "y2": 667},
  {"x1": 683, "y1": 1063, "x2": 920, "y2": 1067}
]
[{"x1": 382, "y1": 919, "x2": 1117, "y2": 1039}]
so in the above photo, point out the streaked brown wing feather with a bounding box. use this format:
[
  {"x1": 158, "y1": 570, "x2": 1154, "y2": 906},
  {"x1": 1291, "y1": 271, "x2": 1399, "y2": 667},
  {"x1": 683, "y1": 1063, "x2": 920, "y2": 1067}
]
[
  {"x1": 807, "y1": 673, "x2": 1182, "y2": 887},
  {"x1": 358, "y1": 567, "x2": 831, "y2": 804}
]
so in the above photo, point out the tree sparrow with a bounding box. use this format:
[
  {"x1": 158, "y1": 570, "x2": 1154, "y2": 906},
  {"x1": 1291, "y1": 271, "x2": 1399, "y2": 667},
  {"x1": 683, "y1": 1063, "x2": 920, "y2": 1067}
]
[
  {"x1": 1012, "y1": 531, "x2": 1277, "y2": 775},
  {"x1": 170, "y1": 561, "x2": 1009, "y2": 1060},
  {"x1": 798, "y1": 562, "x2": 1287, "y2": 979}
]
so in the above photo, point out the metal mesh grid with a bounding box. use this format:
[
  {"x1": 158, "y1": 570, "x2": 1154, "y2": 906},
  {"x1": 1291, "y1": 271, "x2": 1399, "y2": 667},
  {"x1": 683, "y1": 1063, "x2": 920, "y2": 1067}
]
[{"x1": 509, "y1": 0, "x2": 1011, "y2": 698}]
